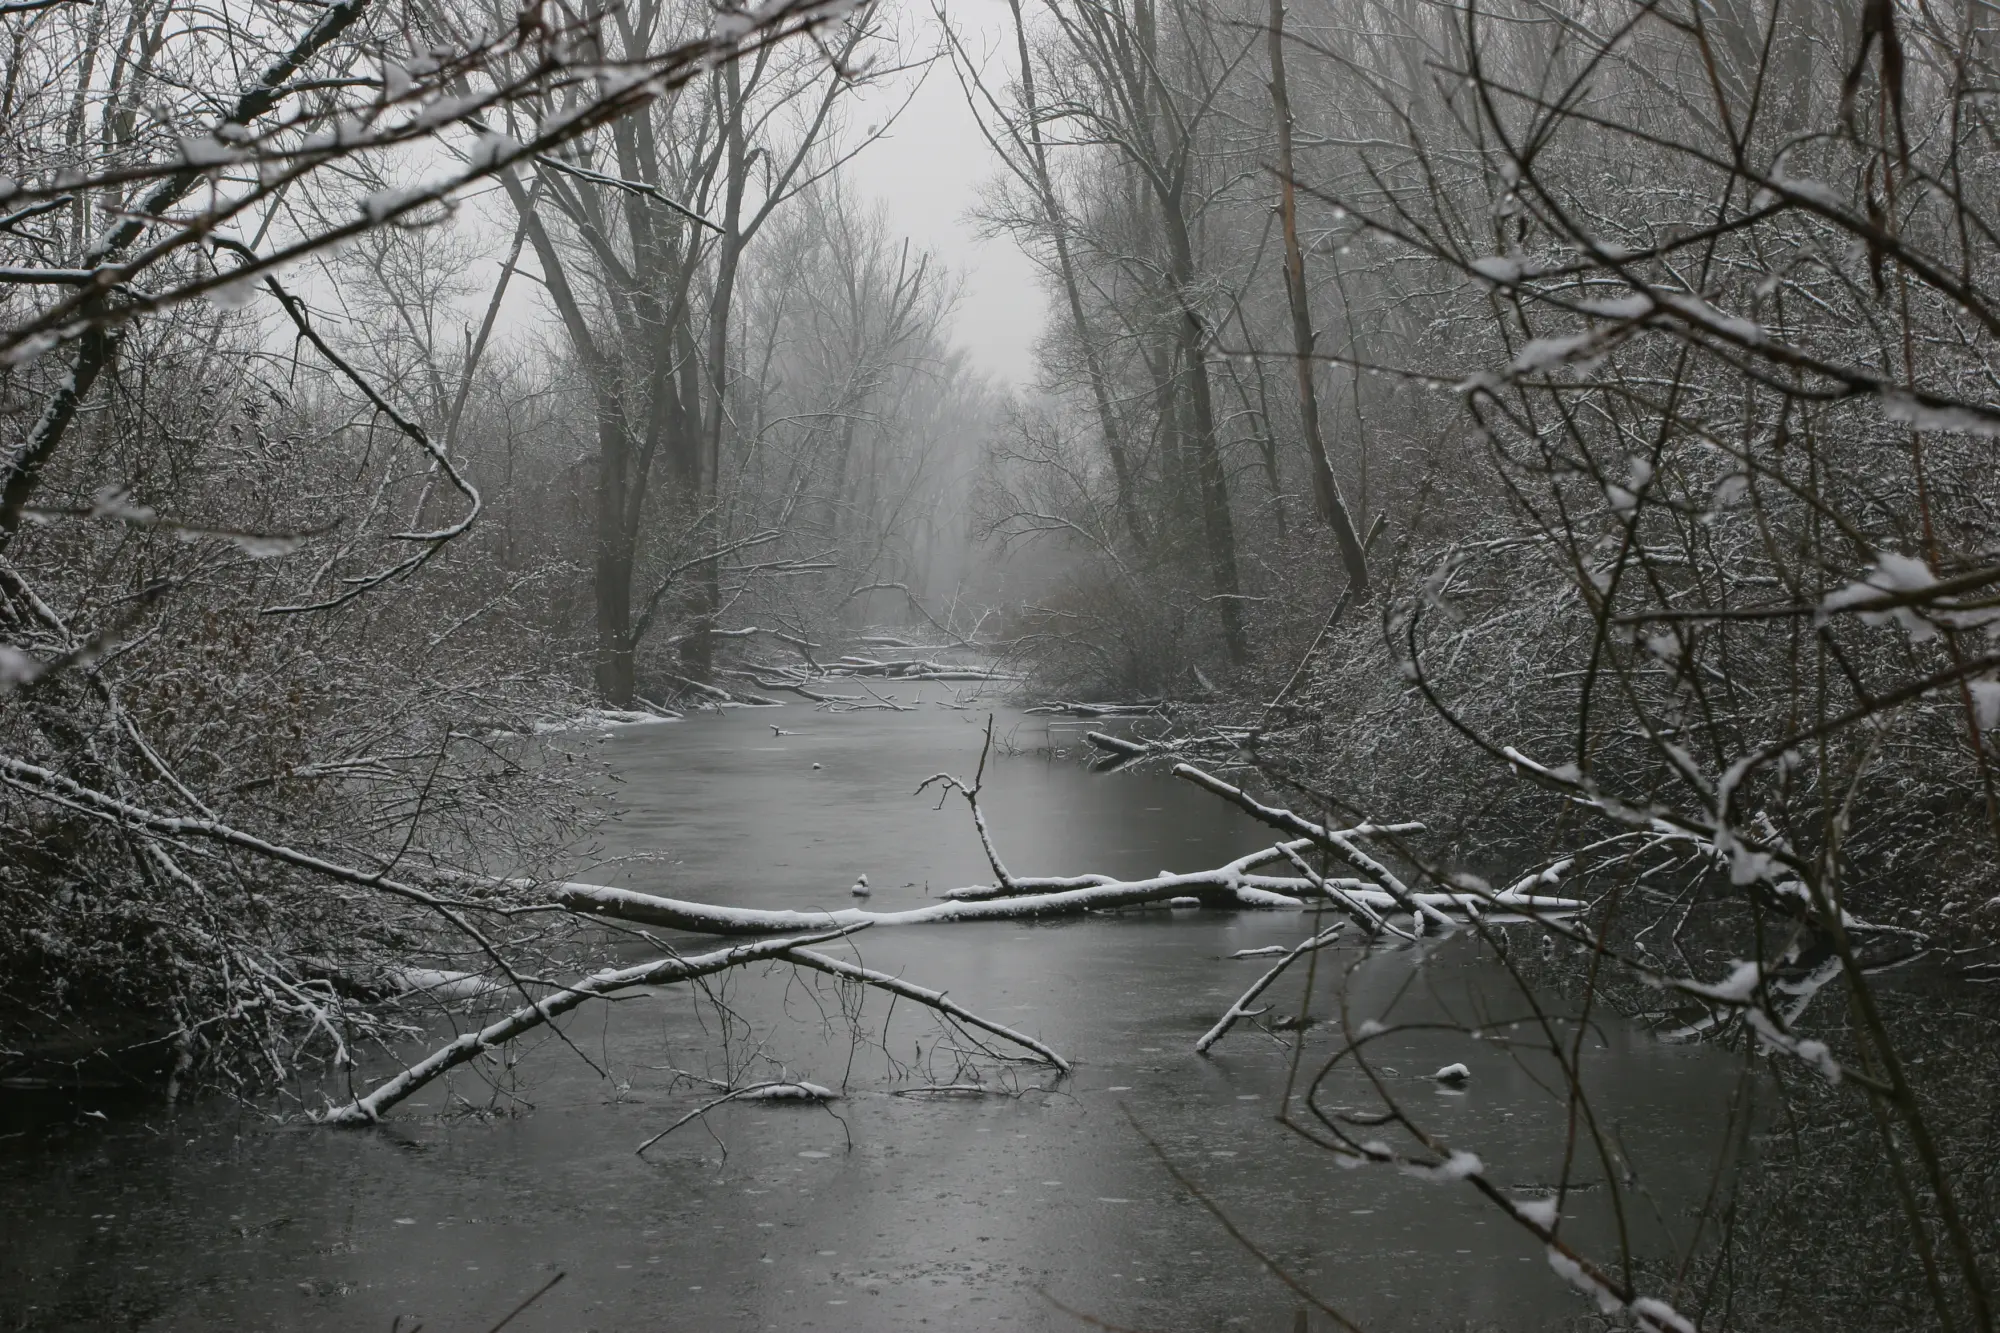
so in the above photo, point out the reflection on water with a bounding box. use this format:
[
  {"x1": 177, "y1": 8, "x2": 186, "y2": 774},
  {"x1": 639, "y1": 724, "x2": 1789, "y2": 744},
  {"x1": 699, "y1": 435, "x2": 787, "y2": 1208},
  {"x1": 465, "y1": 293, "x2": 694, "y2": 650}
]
[{"x1": 1, "y1": 704, "x2": 1741, "y2": 1331}]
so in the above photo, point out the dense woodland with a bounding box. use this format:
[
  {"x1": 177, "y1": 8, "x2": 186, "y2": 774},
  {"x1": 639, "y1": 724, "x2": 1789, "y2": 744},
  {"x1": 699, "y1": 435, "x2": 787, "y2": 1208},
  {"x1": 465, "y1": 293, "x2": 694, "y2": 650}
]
[{"x1": 6, "y1": 0, "x2": 2000, "y2": 1328}]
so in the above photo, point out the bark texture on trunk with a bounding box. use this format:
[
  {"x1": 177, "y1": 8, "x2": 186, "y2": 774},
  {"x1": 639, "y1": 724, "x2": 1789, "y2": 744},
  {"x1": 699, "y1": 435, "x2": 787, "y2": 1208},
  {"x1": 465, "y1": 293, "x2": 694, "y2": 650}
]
[{"x1": 1269, "y1": 0, "x2": 1369, "y2": 594}]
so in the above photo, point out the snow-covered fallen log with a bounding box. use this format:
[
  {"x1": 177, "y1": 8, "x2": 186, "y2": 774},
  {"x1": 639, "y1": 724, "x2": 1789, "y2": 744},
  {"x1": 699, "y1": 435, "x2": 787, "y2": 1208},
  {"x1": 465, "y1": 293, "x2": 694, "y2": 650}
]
[
  {"x1": 1172, "y1": 763, "x2": 1470, "y2": 931},
  {"x1": 1083, "y1": 730, "x2": 1151, "y2": 757},
  {"x1": 386, "y1": 967, "x2": 503, "y2": 1002},
  {"x1": 321, "y1": 924, "x2": 1072, "y2": 1125},
  {"x1": 741, "y1": 657, "x2": 1022, "y2": 684},
  {"x1": 720, "y1": 668, "x2": 856, "y2": 704},
  {"x1": 545, "y1": 856, "x2": 1584, "y2": 936},
  {"x1": 1025, "y1": 699, "x2": 1169, "y2": 718},
  {"x1": 1082, "y1": 728, "x2": 1254, "y2": 761},
  {"x1": 317, "y1": 926, "x2": 865, "y2": 1124},
  {"x1": 549, "y1": 872, "x2": 1305, "y2": 934},
  {"x1": 533, "y1": 706, "x2": 681, "y2": 733}
]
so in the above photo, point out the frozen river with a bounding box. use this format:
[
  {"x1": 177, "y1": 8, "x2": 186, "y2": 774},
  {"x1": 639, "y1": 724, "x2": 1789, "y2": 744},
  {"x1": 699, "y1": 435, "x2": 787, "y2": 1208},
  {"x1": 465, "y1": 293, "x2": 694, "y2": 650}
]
[{"x1": 1, "y1": 700, "x2": 1740, "y2": 1331}]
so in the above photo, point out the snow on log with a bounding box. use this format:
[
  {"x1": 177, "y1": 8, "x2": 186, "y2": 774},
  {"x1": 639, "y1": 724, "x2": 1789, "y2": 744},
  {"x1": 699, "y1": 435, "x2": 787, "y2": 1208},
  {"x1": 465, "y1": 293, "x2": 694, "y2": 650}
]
[
  {"x1": 546, "y1": 865, "x2": 1583, "y2": 936},
  {"x1": 1026, "y1": 700, "x2": 1167, "y2": 717},
  {"x1": 317, "y1": 926, "x2": 864, "y2": 1125},
  {"x1": 387, "y1": 967, "x2": 502, "y2": 1001},
  {"x1": 1083, "y1": 730, "x2": 1150, "y2": 756},
  {"x1": 549, "y1": 871, "x2": 1303, "y2": 934},
  {"x1": 1172, "y1": 764, "x2": 1461, "y2": 930}
]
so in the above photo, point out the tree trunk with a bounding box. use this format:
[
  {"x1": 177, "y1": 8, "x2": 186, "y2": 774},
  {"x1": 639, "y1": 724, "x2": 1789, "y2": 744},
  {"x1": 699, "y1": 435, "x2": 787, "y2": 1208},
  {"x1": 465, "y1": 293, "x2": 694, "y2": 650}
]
[
  {"x1": 1007, "y1": 0, "x2": 1147, "y2": 552},
  {"x1": 499, "y1": 169, "x2": 641, "y2": 705},
  {"x1": 1269, "y1": 0, "x2": 1369, "y2": 594},
  {"x1": 1160, "y1": 205, "x2": 1247, "y2": 666}
]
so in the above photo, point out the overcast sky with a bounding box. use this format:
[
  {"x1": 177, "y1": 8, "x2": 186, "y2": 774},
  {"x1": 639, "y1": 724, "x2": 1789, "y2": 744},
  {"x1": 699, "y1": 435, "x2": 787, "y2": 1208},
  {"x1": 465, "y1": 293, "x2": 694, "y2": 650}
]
[
  {"x1": 397, "y1": 4, "x2": 1046, "y2": 393},
  {"x1": 843, "y1": 1, "x2": 1047, "y2": 388}
]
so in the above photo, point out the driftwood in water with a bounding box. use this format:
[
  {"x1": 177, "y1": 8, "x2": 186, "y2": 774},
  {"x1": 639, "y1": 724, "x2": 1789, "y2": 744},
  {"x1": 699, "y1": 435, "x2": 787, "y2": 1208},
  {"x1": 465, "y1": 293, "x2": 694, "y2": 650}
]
[
  {"x1": 1026, "y1": 700, "x2": 1169, "y2": 718},
  {"x1": 544, "y1": 771, "x2": 1582, "y2": 938},
  {"x1": 319, "y1": 923, "x2": 1071, "y2": 1125},
  {"x1": 1197, "y1": 922, "x2": 1348, "y2": 1053}
]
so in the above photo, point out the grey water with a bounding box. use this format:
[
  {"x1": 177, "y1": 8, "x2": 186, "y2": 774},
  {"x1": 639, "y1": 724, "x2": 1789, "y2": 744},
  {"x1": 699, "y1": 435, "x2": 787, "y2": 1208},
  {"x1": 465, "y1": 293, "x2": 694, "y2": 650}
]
[{"x1": 1, "y1": 701, "x2": 1740, "y2": 1331}]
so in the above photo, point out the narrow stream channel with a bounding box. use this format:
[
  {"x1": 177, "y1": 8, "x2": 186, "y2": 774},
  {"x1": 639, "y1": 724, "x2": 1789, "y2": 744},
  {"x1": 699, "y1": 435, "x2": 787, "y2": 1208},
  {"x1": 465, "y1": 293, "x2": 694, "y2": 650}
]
[{"x1": 2, "y1": 701, "x2": 1741, "y2": 1331}]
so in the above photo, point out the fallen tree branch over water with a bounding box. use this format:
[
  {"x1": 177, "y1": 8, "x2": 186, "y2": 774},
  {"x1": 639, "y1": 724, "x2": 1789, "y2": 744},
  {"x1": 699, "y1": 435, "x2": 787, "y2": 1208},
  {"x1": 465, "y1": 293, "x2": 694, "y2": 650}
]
[
  {"x1": 782, "y1": 946, "x2": 1072, "y2": 1073},
  {"x1": 546, "y1": 843, "x2": 1587, "y2": 939},
  {"x1": 549, "y1": 869, "x2": 1304, "y2": 932},
  {"x1": 635, "y1": 1079, "x2": 838, "y2": 1156},
  {"x1": 544, "y1": 759, "x2": 1582, "y2": 935},
  {"x1": 1026, "y1": 699, "x2": 1171, "y2": 718},
  {"x1": 742, "y1": 656, "x2": 1022, "y2": 685},
  {"x1": 321, "y1": 925, "x2": 1073, "y2": 1124},
  {"x1": 316, "y1": 927, "x2": 865, "y2": 1124},
  {"x1": 1197, "y1": 922, "x2": 1348, "y2": 1053}
]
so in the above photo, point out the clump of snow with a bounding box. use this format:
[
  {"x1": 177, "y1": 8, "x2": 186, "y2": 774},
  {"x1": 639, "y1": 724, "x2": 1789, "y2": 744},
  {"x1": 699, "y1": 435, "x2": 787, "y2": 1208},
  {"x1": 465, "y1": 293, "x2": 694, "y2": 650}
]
[
  {"x1": 1513, "y1": 332, "x2": 1598, "y2": 373},
  {"x1": 1711, "y1": 473, "x2": 1750, "y2": 508},
  {"x1": 1744, "y1": 1008, "x2": 1842, "y2": 1082},
  {"x1": 533, "y1": 708, "x2": 679, "y2": 734},
  {"x1": 1433, "y1": 1062, "x2": 1471, "y2": 1085},
  {"x1": 1438, "y1": 1149, "x2": 1482, "y2": 1178},
  {"x1": 224, "y1": 532, "x2": 308, "y2": 559},
  {"x1": 90, "y1": 486, "x2": 156, "y2": 523},
  {"x1": 1690, "y1": 959, "x2": 1762, "y2": 1004},
  {"x1": 1661, "y1": 292, "x2": 1764, "y2": 345},
  {"x1": 411, "y1": 92, "x2": 480, "y2": 132},
  {"x1": 1728, "y1": 836, "x2": 1776, "y2": 888},
  {"x1": 1547, "y1": 1247, "x2": 1622, "y2": 1314},
  {"x1": 208, "y1": 275, "x2": 261, "y2": 312},
  {"x1": 390, "y1": 967, "x2": 500, "y2": 1001},
  {"x1": 1471, "y1": 254, "x2": 1526, "y2": 284},
  {"x1": 0, "y1": 645, "x2": 44, "y2": 690},
  {"x1": 468, "y1": 128, "x2": 518, "y2": 169},
  {"x1": 740, "y1": 1082, "x2": 836, "y2": 1101},
  {"x1": 1632, "y1": 1296, "x2": 1699, "y2": 1333},
  {"x1": 1605, "y1": 459, "x2": 1651, "y2": 517},
  {"x1": 360, "y1": 184, "x2": 428, "y2": 223},
  {"x1": 1971, "y1": 679, "x2": 2000, "y2": 732},
  {"x1": 178, "y1": 135, "x2": 241, "y2": 167},
  {"x1": 1880, "y1": 391, "x2": 2000, "y2": 439},
  {"x1": 1, "y1": 330, "x2": 60, "y2": 367},
  {"x1": 1754, "y1": 157, "x2": 1844, "y2": 212},
  {"x1": 1512, "y1": 1195, "x2": 1559, "y2": 1228},
  {"x1": 1820, "y1": 551, "x2": 1941, "y2": 641},
  {"x1": 1403, "y1": 1148, "x2": 1483, "y2": 1181},
  {"x1": 1578, "y1": 292, "x2": 1653, "y2": 319}
]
